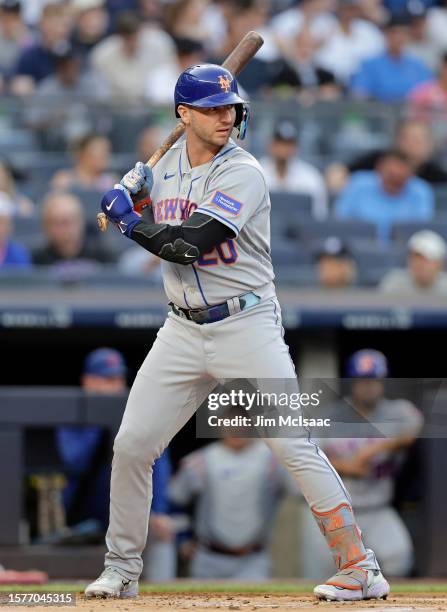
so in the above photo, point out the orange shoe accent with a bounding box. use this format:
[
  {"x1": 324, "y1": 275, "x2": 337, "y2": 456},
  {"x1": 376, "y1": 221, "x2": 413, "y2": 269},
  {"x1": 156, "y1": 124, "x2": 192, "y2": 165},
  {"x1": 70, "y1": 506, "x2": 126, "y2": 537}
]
[{"x1": 311, "y1": 503, "x2": 367, "y2": 570}]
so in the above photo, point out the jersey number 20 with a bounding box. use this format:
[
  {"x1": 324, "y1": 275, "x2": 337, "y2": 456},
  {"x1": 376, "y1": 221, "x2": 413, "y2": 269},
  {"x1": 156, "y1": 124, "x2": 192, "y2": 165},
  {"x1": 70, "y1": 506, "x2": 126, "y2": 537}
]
[{"x1": 197, "y1": 239, "x2": 238, "y2": 266}]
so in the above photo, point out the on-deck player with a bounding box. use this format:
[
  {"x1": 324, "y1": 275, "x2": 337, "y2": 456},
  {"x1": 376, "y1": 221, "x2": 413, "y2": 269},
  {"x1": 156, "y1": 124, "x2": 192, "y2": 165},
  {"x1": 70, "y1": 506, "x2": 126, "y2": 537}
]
[{"x1": 85, "y1": 64, "x2": 390, "y2": 602}]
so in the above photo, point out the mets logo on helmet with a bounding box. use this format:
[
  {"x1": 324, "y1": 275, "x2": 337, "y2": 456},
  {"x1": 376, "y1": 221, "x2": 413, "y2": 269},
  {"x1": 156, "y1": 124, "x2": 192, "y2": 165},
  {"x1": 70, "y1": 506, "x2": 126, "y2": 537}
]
[{"x1": 218, "y1": 75, "x2": 231, "y2": 92}]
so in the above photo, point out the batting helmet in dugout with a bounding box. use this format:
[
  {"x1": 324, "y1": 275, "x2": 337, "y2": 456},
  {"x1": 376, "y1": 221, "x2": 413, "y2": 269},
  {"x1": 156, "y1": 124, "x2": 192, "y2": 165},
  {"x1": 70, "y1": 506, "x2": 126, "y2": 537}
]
[
  {"x1": 346, "y1": 349, "x2": 389, "y2": 378},
  {"x1": 174, "y1": 64, "x2": 250, "y2": 138}
]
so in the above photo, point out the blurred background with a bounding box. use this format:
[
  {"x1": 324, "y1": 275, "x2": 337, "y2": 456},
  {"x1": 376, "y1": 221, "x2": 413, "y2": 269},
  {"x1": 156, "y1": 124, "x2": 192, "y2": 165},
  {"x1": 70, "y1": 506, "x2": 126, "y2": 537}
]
[{"x1": 1, "y1": 0, "x2": 447, "y2": 585}]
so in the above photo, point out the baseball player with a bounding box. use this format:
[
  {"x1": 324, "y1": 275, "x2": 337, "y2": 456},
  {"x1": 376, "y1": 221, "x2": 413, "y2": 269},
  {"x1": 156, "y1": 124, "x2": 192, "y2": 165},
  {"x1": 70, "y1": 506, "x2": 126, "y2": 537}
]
[
  {"x1": 168, "y1": 435, "x2": 291, "y2": 580},
  {"x1": 85, "y1": 64, "x2": 390, "y2": 601},
  {"x1": 300, "y1": 350, "x2": 423, "y2": 579}
]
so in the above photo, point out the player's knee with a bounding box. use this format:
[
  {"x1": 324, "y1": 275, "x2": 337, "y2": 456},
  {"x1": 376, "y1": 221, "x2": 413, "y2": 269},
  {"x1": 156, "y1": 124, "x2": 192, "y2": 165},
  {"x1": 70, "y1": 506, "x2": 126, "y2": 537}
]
[{"x1": 113, "y1": 430, "x2": 161, "y2": 464}]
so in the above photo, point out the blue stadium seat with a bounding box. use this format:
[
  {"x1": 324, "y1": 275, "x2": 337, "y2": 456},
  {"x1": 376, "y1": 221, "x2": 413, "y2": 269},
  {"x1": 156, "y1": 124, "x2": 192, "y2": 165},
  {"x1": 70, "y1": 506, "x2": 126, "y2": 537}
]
[
  {"x1": 433, "y1": 185, "x2": 447, "y2": 213},
  {"x1": 270, "y1": 239, "x2": 311, "y2": 266},
  {"x1": 68, "y1": 187, "x2": 103, "y2": 228},
  {"x1": 391, "y1": 220, "x2": 447, "y2": 244},
  {"x1": 297, "y1": 219, "x2": 377, "y2": 242},
  {"x1": 12, "y1": 216, "x2": 42, "y2": 250},
  {"x1": 274, "y1": 264, "x2": 317, "y2": 286},
  {"x1": 270, "y1": 191, "x2": 314, "y2": 238}
]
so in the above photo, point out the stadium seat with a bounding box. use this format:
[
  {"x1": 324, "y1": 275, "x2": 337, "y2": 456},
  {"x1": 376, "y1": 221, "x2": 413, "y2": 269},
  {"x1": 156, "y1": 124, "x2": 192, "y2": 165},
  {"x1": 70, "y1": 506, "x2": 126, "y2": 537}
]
[
  {"x1": 270, "y1": 239, "x2": 311, "y2": 266},
  {"x1": 270, "y1": 192, "x2": 314, "y2": 238},
  {"x1": 391, "y1": 220, "x2": 447, "y2": 244},
  {"x1": 433, "y1": 184, "x2": 447, "y2": 213},
  {"x1": 297, "y1": 219, "x2": 377, "y2": 242},
  {"x1": 274, "y1": 264, "x2": 317, "y2": 287},
  {"x1": 68, "y1": 187, "x2": 104, "y2": 228},
  {"x1": 12, "y1": 216, "x2": 42, "y2": 250}
]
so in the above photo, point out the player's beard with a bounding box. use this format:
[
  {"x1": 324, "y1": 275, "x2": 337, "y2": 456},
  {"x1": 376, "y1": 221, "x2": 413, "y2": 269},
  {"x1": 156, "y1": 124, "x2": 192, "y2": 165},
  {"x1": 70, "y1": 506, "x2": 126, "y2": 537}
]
[{"x1": 190, "y1": 117, "x2": 232, "y2": 151}]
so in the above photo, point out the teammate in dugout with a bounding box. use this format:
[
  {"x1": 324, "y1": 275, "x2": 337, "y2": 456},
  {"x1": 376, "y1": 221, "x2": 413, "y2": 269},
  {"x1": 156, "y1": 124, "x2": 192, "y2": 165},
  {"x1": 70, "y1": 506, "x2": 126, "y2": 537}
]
[{"x1": 85, "y1": 64, "x2": 390, "y2": 601}]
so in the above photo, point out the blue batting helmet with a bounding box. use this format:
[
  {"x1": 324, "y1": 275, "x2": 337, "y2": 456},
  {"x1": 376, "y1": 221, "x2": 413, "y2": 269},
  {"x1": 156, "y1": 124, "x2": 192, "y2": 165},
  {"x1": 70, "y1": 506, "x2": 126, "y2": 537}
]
[
  {"x1": 174, "y1": 64, "x2": 250, "y2": 138},
  {"x1": 345, "y1": 349, "x2": 388, "y2": 378}
]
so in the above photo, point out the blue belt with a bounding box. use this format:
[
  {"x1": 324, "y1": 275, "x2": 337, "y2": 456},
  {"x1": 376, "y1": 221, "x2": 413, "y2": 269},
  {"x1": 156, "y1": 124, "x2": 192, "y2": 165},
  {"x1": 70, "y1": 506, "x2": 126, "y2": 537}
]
[{"x1": 170, "y1": 292, "x2": 261, "y2": 325}]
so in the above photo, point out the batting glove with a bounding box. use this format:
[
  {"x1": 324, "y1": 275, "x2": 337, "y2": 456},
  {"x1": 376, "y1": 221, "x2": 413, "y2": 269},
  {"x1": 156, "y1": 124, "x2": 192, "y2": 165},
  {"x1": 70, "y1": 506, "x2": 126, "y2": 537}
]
[
  {"x1": 120, "y1": 161, "x2": 154, "y2": 196},
  {"x1": 100, "y1": 185, "x2": 141, "y2": 238}
]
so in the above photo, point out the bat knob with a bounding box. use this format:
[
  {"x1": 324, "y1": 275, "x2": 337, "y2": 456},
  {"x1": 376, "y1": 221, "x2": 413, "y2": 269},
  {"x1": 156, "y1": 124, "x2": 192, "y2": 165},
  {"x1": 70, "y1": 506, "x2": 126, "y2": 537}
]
[{"x1": 97, "y1": 212, "x2": 109, "y2": 232}]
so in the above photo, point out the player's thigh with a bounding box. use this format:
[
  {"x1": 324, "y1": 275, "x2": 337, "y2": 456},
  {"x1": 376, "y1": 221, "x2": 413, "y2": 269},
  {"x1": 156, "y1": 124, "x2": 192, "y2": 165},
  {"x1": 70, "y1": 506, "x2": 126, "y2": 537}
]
[
  {"x1": 115, "y1": 314, "x2": 214, "y2": 459},
  {"x1": 357, "y1": 507, "x2": 413, "y2": 576},
  {"x1": 209, "y1": 298, "x2": 296, "y2": 379}
]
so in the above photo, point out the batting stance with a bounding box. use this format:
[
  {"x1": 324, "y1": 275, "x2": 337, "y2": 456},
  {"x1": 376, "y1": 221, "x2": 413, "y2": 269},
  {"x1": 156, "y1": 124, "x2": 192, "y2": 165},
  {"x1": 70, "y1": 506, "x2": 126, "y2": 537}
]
[{"x1": 85, "y1": 64, "x2": 390, "y2": 602}]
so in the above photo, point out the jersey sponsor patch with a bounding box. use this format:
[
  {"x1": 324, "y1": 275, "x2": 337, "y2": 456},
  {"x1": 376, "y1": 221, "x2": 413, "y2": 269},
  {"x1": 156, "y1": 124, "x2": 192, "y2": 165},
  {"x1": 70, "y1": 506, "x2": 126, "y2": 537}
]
[{"x1": 211, "y1": 191, "x2": 242, "y2": 216}]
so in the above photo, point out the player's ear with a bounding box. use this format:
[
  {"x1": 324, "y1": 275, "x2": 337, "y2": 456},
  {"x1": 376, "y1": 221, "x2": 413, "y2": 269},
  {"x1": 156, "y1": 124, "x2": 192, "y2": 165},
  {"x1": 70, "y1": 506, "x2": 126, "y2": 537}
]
[{"x1": 177, "y1": 105, "x2": 190, "y2": 126}]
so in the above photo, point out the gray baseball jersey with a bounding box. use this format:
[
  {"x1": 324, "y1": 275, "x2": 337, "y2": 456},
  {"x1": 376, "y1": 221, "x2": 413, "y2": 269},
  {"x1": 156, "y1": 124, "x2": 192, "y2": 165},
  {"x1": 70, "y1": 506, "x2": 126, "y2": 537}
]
[
  {"x1": 319, "y1": 398, "x2": 423, "y2": 509},
  {"x1": 150, "y1": 138, "x2": 274, "y2": 308},
  {"x1": 169, "y1": 441, "x2": 288, "y2": 548}
]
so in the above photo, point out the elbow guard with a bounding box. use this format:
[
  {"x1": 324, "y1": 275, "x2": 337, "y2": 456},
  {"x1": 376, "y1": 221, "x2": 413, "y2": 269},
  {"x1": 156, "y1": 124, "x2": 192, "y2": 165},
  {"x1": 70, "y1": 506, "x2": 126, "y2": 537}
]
[{"x1": 159, "y1": 238, "x2": 200, "y2": 264}]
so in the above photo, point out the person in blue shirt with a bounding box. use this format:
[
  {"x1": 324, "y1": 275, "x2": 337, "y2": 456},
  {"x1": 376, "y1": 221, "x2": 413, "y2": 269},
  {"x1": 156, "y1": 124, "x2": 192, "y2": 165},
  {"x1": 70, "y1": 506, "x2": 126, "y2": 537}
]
[
  {"x1": 10, "y1": 3, "x2": 72, "y2": 94},
  {"x1": 351, "y1": 15, "x2": 433, "y2": 102},
  {"x1": 0, "y1": 193, "x2": 31, "y2": 268},
  {"x1": 335, "y1": 150, "x2": 434, "y2": 242}
]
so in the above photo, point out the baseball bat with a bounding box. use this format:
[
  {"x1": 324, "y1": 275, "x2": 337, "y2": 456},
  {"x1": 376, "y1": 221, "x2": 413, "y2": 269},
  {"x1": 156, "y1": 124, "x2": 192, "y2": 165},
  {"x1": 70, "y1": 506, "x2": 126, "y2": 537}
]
[{"x1": 97, "y1": 30, "x2": 264, "y2": 232}]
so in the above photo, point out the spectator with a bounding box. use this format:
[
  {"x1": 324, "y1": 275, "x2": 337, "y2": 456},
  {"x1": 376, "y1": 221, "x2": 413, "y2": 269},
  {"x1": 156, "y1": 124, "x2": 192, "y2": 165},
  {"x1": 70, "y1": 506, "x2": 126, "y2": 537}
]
[
  {"x1": 271, "y1": 0, "x2": 337, "y2": 44},
  {"x1": 145, "y1": 37, "x2": 205, "y2": 105},
  {"x1": 10, "y1": 3, "x2": 73, "y2": 95},
  {"x1": 163, "y1": 0, "x2": 210, "y2": 44},
  {"x1": 334, "y1": 150, "x2": 434, "y2": 241},
  {"x1": 136, "y1": 124, "x2": 164, "y2": 162},
  {"x1": 268, "y1": 29, "x2": 340, "y2": 101},
  {"x1": 426, "y1": 0, "x2": 447, "y2": 58},
  {"x1": 409, "y1": 53, "x2": 447, "y2": 119},
  {"x1": 28, "y1": 47, "x2": 108, "y2": 149},
  {"x1": 32, "y1": 191, "x2": 116, "y2": 265},
  {"x1": 260, "y1": 120, "x2": 328, "y2": 219},
  {"x1": 0, "y1": 159, "x2": 35, "y2": 217},
  {"x1": 299, "y1": 350, "x2": 423, "y2": 578},
  {"x1": 406, "y1": 11, "x2": 440, "y2": 72},
  {"x1": 51, "y1": 133, "x2": 116, "y2": 191},
  {"x1": 56, "y1": 348, "x2": 129, "y2": 529},
  {"x1": 0, "y1": 0, "x2": 33, "y2": 87},
  {"x1": 316, "y1": 0, "x2": 384, "y2": 85},
  {"x1": 70, "y1": 0, "x2": 110, "y2": 61},
  {"x1": 315, "y1": 236, "x2": 357, "y2": 289},
  {"x1": 210, "y1": 0, "x2": 282, "y2": 70},
  {"x1": 0, "y1": 193, "x2": 31, "y2": 268},
  {"x1": 344, "y1": 120, "x2": 447, "y2": 186},
  {"x1": 350, "y1": 16, "x2": 433, "y2": 102},
  {"x1": 169, "y1": 435, "x2": 290, "y2": 580},
  {"x1": 380, "y1": 230, "x2": 447, "y2": 294},
  {"x1": 90, "y1": 10, "x2": 177, "y2": 104}
]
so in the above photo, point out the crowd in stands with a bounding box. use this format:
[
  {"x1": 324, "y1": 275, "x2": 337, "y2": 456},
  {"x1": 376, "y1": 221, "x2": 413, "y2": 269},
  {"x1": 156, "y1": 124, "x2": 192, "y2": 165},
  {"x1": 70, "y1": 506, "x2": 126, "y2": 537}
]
[{"x1": 1, "y1": 0, "x2": 447, "y2": 291}]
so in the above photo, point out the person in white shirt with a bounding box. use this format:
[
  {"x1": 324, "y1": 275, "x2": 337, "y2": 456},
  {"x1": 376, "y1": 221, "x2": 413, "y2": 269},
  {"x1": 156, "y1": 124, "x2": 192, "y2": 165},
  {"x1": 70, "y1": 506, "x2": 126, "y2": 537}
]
[
  {"x1": 380, "y1": 230, "x2": 447, "y2": 295},
  {"x1": 316, "y1": 0, "x2": 384, "y2": 84},
  {"x1": 91, "y1": 11, "x2": 177, "y2": 104},
  {"x1": 260, "y1": 120, "x2": 329, "y2": 219}
]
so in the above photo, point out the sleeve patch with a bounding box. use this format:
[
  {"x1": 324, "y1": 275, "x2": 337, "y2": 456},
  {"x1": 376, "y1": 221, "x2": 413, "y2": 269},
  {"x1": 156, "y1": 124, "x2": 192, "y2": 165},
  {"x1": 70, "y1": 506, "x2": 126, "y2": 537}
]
[{"x1": 211, "y1": 191, "x2": 242, "y2": 216}]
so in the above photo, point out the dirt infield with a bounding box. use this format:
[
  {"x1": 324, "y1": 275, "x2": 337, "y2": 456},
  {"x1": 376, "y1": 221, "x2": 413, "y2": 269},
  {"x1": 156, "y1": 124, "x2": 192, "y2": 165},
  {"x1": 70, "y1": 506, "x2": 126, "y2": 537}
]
[{"x1": 5, "y1": 592, "x2": 447, "y2": 612}]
